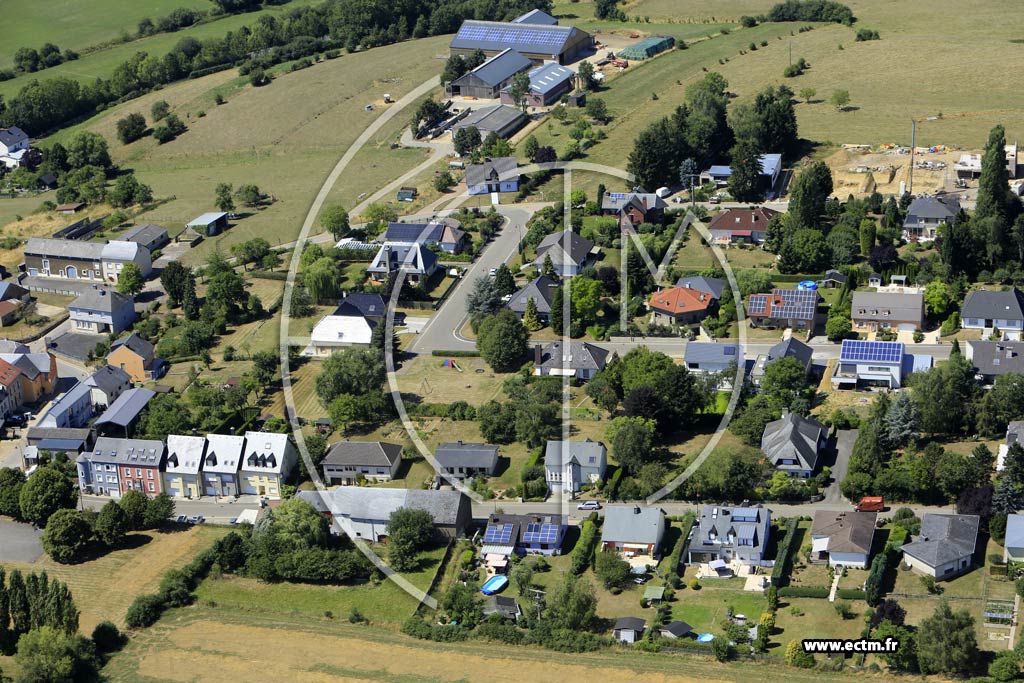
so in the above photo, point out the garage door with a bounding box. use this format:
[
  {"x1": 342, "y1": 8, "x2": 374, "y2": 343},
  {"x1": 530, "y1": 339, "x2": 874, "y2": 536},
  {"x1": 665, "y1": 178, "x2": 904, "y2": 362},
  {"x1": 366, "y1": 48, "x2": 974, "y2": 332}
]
[{"x1": 898, "y1": 323, "x2": 916, "y2": 332}]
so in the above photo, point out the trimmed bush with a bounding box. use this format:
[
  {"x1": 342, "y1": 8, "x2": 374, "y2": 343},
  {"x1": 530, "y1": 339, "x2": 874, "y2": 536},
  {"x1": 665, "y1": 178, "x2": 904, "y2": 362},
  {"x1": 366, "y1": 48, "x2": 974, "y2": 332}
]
[
  {"x1": 125, "y1": 593, "x2": 165, "y2": 629},
  {"x1": 430, "y1": 349, "x2": 481, "y2": 357},
  {"x1": 771, "y1": 519, "x2": 800, "y2": 586},
  {"x1": 836, "y1": 588, "x2": 867, "y2": 601},
  {"x1": 571, "y1": 520, "x2": 599, "y2": 575},
  {"x1": 777, "y1": 586, "x2": 829, "y2": 598}
]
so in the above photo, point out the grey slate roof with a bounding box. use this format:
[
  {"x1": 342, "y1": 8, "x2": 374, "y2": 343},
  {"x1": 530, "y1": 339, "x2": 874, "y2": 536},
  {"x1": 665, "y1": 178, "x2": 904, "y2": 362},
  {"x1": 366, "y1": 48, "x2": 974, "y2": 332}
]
[
  {"x1": 661, "y1": 621, "x2": 693, "y2": 637},
  {"x1": 962, "y1": 288, "x2": 1024, "y2": 323},
  {"x1": 466, "y1": 157, "x2": 518, "y2": 188},
  {"x1": 536, "y1": 340, "x2": 608, "y2": 371},
  {"x1": 761, "y1": 413, "x2": 824, "y2": 472},
  {"x1": 0, "y1": 127, "x2": 29, "y2": 148},
  {"x1": 0, "y1": 340, "x2": 29, "y2": 353},
  {"x1": 684, "y1": 342, "x2": 739, "y2": 366},
  {"x1": 0, "y1": 281, "x2": 29, "y2": 301},
  {"x1": 483, "y1": 596, "x2": 521, "y2": 619},
  {"x1": 674, "y1": 275, "x2": 725, "y2": 300},
  {"x1": 453, "y1": 48, "x2": 532, "y2": 88},
  {"x1": 901, "y1": 513, "x2": 980, "y2": 568},
  {"x1": 534, "y1": 231, "x2": 595, "y2": 267},
  {"x1": 967, "y1": 340, "x2": 1024, "y2": 377},
  {"x1": 456, "y1": 105, "x2": 526, "y2": 136},
  {"x1": 614, "y1": 617, "x2": 645, "y2": 632},
  {"x1": 322, "y1": 441, "x2": 403, "y2": 468},
  {"x1": 767, "y1": 337, "x2": 813, "y2": 369},
  {"x1": 601, "y1": 505, "x2": 664, "y2": 545},
  {"x1": 367, "y1": 243, "x2": 438, "y2": 276},
  {"x1": 1006, "y1": 514, "x2": 1024, "y2": 549},
  {"x1": 508, "y1": 275, "x2": 558, "y2": 316},
  {"x1": 27, "y1": 426, "x2": 91, "y2": 443},
  {"x1": 86, "y1": 365, "x2": 131, "y2": 399},
  {"x1": 601, "y1": 191, "x2": 666, "y2": 212},
  {"x1": 334, "y1": 293, "x2": 387, "y2": 319},
  {"x1": 91, "y1": 437, "x2": 165, "y2": 466},
  {"x1": 512, "y1": 9, "x2": 558, "y2": 24},
  {"x1": 95, "y1": 388, "x2": 155, "y2": 427},
  {"x1": 109, "y1": 332, "x2": 154, "y2": 359},
  {"x1": 810, "y1": 510, "x2": 876, "y2": 555},
  {"x1": 121, "y1": 224, "x2": 168, "y2": 246},
  {"x1": 693, "y1": 505, "x2": 769, "y2": 553},
  {"x1": 297, "y1": 487, "x2": 469, "y2": 527},
  {"x1": 71, "y1": 288, "x2": 133, "y2": 313},
  {"x1": 851, "y1": 290, "x2": 924, "y2": 324},
  {"x1": 544, "y1": 439, "x2": 606, "y2": 472},
  {"x1": 0, "y1": 352, "x2": 51, "y2": 380},
  {"x1": 26, "y1": 237, "x2": 104, "y2": 261},
  {"x1": 820, "y1": 269, "x2": 848, "y2": 284},
  {"x1": 903, "y1": 194, "x2": 959, "y2": 226},
  {"x1": 434, "y1": 441, "x2": 499, "y2": 469},
  {"x1": 451, "y1": 20, "x2": 585, "y2": 56}
]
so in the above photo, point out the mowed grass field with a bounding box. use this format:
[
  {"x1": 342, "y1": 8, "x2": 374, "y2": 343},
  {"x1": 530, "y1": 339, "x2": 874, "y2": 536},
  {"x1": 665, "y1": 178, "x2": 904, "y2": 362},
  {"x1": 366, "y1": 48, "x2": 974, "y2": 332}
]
[
  {"x1": 0, "y1": 0, "x2": 211, "y2": 69},
  {"x1": 0, "y1": 525, "x2": 228, "y2": 632},
  {"x1": 0, "y1": 0, "x2": 323, "y2": 100},
  {"x1": 41, "y1": 35, "x2": 450, "y2": 264},
  {"x1": 99, "y1": 604, "x2": 867, "y2": 683}
]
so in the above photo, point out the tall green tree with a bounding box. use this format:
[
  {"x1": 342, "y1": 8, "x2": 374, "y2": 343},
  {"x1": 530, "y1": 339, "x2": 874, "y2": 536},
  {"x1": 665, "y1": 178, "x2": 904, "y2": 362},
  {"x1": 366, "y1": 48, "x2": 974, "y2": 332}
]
[
  {"x1": 94, "y1": 501, "x2": 129, "y2": 547},
  {"x1": 975, "y1": 124, "x2": 1011, "y2": 229},
  {"x1": 116, "y1": 262, "x2": 145, "y2": 297},
  {"x1": 386, "y1": 507, "x2": 434, "y2": 572},
  {"x1": 41, "y1": 510, "x2": 91, "y2": 564},
  {"x1": 19, "y1": 467, "x2": 77, "y2": 526},
  {"x1": 492, "y1": 264, "x2": 515, "y2": 297},
  {"x1": 14, "y1": 626, "x2": 98, "y2": 683},
  {"x1": 787, "y1": 161, "x2": 833, "y2": 230},
  {"x1": 915, "y1": 602, "x2": 977, "y2": 676},
  {"x1": 727, "y1": 139, "x2": 765, "y2": 201},
  {"x1": 476, "y1": 310, "x2": 527, "y2": 372},
  {"x1": 0, "y1": 467, "x2": 27, "y2": 518}
]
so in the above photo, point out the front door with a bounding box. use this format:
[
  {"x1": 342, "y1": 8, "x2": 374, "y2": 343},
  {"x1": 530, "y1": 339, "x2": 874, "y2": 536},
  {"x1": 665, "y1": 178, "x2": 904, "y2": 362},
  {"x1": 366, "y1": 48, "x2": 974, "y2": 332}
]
[{"x1": 258, "y1": 485, "x2": 265, "y2": 496}]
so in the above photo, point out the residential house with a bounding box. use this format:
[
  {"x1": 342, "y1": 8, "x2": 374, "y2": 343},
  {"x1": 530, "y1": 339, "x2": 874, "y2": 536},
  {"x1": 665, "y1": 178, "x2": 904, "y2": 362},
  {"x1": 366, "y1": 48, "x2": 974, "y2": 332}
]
[
  {"x1": 532, "y1": 231, "x2": 597, "y2": 277},
  {"x1": 202, "y1": 433, "x2": 244, "y2": 497},
  {"x1": 37, "y1": 382, "x2": 93, "y2": 429},
  {"x1": 483, "y1": 596, "x2": 521, "y2": 621},
  {"x1": 297, "y1": 487, "x2": 472, "y2": 541},
  {"x1": 746, "y1": 288, "x2": 821, "y2": 330},
  {"x1": 0, "y1": 359, "x2": 23, "y2": 420},
  {"x1": 334, "y1": 293, "x2": 387, "y2": 324},
  {"x1": 0, "y1": 301, "x2": 22, "y2": 327},
  {"x1": 24, "y1": 238, "x2": 152, "y2": 283},
  {"x1": 366, "y1": 242, "x2": 438, "y2": 285},
  {"x1": 831, "y1": 339, "x2": 932, "y2": 390},
  {"x1": 902, "y1": 194, "x2": 959, "y2": 241},
  {"x1": 0, "y1": 340, "x2": 29, "y2": 353},
  {"x1": 0, "y1": 350, "x2": 57, "y2": 409},
  {"x1": 600, "y1": 505, "x2": 666, "y2": 557},
  {"x1": 613, "y1": 617, "x2": 645, "y2": 644},
  {"x1": 997, "y1": 420, "x2": 1024, "y2": 471},
  {"x1": 684, "y1": 342, "x2": 739, "y2": 376},
  {"x1": 452, "y1": 105, "x2": 527, "y2": 139},
  {"x1": 750, "y1": 337, "x2": 814, "y2": 386},
  {"x1": 507, "y1": 275, "x2": 559, "y2": 322},
  {"x1": 69, "y1": 288, "x2": 136, "y2": 334},
  {"x1": 900, "y1": 513, "x2": 980, "y2": 579},
  {"x1": 675, "y1": 275, "x2": 725, "y2": 300},
  {"x1": 647, "y1": 286, "x2": 716, "y2": 327},
  {"x1": 239, "y1": 431, "x2": 297, "y2": 499},
  {"x1": 761, "y1": 412, "x2": 826, "y2": 478},
  {"x1": 321, "y1": 441, "x2": 403, "y2": 485},
  {"x1": 532, "y1": 340, "x2": 608, "y2": 380},
  {"x1": 121, "y1": 224, "x2": 170, "y2": 253},
  {"x1": 0, "y1": 282, "x2": 31, "y2": 305},
  {"x1": 660, "y1": 621, "x2": 693, "y2": 639},
  {"x1": 809, "y1": 510, "x2": 877, "y2": 568},
  {"x1": 700, "y1": 154, "x2": 783, "y2": 189},
  {"x1": 966, "y1": 340, "x2": 1024, "y2": 383},
  {"x1": 687, "y1": 505, "x2": 771, "y2": 566},
  {"x1": 449, "y1": 18, "x2": 592, "y2": 65},
  {"x1": 382, "y1": 219, "x2": 468, "y2": 254},
  {"x1": 544, "y1": 439, "x2": 607, "y2": 493},
  {"x1": 80, "y1": 437, "x2": 165, "y2": 497},
  {"x1": 961, "y1": 288, "x2": 1024, "y2": 340},
  {"x1": 446, "y1": 48, "x2": 533, "y2": 99},
  {"x1": 0, "y1": 126, "x2": 30, "y2": 169},
  {"x1": 818, "y1": 269, "x2": 848, "y2": 289},
  {"x1": 601, "y1": 191, "x2": 667, "y2": 228},
  {"x1": 186, "y1": 212, "x2": 229, "y2": 237},
  {"x1": 466, "y1": 157, "x2": 519, "y2": 195},
  {"x1": 1004, "y1": 514, "x2": 1024, "y2": 562},
  {"x1": 164, "y1": 435, "x2": 206, "y2": 499},
  {"x1": 500, "y1": 62, "x2": 575, "y2": 107},
  {"x1": 94, "y1": 387, "x2": 155, "y2": 437},
  {"x1": 309, "y1": 313, "x2": 374, "y2": 354},
  {"x1": 482, "y1": 513, "x2": 566, "y2": 556},
  {"x1": 867, "y1": 272, "x2": 883, "y2": 288},
  {"x1": 106, "y1": 333, "x2": 157, "y2": 382},
  {"x1": 707, "y1": 207, "x2": 779, "y2": 245},
  {"x1": 85, "y1": 365, "x2": 132, "y2": 410},
  {"x1": 851, "y1": 290, "x2": 925, "y2": 332},
  {"x1": 433, "y1": 441, "x2": 499, "y2": 479}
]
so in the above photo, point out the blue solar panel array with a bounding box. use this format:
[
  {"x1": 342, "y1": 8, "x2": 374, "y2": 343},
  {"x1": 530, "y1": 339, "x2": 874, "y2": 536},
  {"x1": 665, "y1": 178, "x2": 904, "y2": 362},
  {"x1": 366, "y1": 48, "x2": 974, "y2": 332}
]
[
  {"x1": 840, "y1": 339, "x2": 904, "y2": 363},
  {"x1": 747, "y1": 295, "x2": 768, "y2": 314},
  {"x1": 770, "y1": 288, "x2": 818, "y2": 319},
  {"x1": 484, "y1": 523, "x2": 515, "y2": 545},
  {"x1": 522, "y1": 523, "x2": 560, "y2": 544},
  {"x1": 456, "y1": 24, "x2": 568, "y2": 49}
]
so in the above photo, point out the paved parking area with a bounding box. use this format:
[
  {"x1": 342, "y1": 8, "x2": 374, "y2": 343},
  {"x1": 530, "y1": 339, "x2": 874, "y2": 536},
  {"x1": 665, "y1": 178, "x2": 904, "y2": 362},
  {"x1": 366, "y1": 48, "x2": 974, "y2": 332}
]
[
  {"x1": 0, "y1": 519, "x2": 44, "y2": 563},
  {"x1": 48, "y1": 331, "x2": 103, "y2": 363}
]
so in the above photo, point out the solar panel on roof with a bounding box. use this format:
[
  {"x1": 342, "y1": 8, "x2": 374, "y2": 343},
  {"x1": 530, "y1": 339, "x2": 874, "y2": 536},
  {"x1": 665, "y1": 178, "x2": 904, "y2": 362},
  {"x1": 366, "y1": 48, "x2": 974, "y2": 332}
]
[
  {"x1": 523, "y1": 522, "x2": 559, "y2": 544},
  {"x1": 747, "y1": 296, "x2": 768, "y2": 314},
  {"x1": 484, "y1": 523, "x2": 514, "y2": 545},
  {"x1": 840, "y1": 339, "x2": 904, "y2": 363}
]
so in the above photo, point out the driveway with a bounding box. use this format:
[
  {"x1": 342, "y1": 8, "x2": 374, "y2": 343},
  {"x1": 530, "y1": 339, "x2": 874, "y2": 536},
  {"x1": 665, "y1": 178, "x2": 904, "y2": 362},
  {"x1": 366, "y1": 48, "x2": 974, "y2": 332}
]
[
  {"x1": 0, "y1": 519, "x2": 44, "y2": 562},
  {"x1": 822, "y1": 428, "x2": 857, "y2": 504}
]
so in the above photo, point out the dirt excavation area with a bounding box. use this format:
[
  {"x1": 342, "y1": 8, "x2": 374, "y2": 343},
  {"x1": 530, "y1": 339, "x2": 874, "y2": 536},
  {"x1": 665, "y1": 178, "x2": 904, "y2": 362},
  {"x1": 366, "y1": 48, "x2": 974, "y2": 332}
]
[
  {"x1": 136, "y1": 619, "x2": 737, "y2": 683},
  {"x1": 824, "y1": 144, "x2": 973, "y2": 198}
]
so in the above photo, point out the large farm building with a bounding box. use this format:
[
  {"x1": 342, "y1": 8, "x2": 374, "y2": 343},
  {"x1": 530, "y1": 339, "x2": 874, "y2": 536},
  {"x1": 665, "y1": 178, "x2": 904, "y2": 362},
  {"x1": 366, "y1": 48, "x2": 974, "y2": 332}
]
[{"x1": 449, "y1": 10, "x2": 592, "y2": 65}]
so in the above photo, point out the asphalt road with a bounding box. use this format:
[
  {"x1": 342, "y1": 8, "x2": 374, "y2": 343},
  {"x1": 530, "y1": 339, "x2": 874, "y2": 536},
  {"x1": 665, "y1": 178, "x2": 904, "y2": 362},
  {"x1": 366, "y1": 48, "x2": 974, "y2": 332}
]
[
  {"x1": 824, "y1": 428, "x2": 857, "y2": 504},
  {"x1": 407, "y1": 203, "x2": 541, "y2": 354}
]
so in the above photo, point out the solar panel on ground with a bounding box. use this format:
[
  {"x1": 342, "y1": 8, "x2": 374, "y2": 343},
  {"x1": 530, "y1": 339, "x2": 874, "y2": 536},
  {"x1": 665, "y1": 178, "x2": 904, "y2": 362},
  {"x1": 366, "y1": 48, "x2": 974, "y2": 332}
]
[{"x1": 484, "y1": 523, "x2": 515, "y2": 544}]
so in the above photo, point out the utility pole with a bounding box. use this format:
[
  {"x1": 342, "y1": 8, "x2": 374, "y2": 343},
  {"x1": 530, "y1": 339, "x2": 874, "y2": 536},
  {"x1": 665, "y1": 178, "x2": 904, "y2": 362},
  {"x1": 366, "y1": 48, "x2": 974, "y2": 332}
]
[{"x1": 908, "y1": 119, "x2": 916, "y2": 196}]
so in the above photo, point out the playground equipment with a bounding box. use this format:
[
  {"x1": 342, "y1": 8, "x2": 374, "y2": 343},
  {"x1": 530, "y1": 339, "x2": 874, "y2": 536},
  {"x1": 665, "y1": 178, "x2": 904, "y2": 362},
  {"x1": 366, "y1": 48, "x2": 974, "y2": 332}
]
[{"x1": 443, "y1": 359, "x2": 463, "y2": 372}]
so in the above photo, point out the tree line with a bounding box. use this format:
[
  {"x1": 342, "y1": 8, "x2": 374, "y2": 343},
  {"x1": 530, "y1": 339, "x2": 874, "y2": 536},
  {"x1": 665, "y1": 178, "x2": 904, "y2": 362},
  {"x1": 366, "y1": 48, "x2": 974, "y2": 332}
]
[{"x1": 0, "y1": 0, "x2": 550, "y2": 136}]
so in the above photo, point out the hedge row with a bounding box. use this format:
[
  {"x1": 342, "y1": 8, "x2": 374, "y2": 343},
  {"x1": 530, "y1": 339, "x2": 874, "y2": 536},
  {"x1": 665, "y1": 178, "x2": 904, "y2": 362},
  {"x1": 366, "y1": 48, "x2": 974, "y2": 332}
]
[
  {"x1": 571, "y1": 519, "x2": 599, "y2": 575},
  {"x1": 125, "y1": 547, "x2": 216, "y2": 628},
  {"x1": 770, "y1": 518, "x2": 800, "y2": 587},
  {"x1": 836, "y1": 588, "x2": 867, "y2": 601},
  {"x1": 864, "y1": 547, "x2": 894, "y2": 605},
  {"x1": 666, "y1": 513, "x2": 695, "y2": 575},
  {"x1": 777, "y1": 586, "x2": 829, "y2": 598},
  {"x1": 249, "y1": 270, "x2": 288, "y2": 281},
  {"x1": 430, "y1": 349, "x2": 480, "y2": 357}
]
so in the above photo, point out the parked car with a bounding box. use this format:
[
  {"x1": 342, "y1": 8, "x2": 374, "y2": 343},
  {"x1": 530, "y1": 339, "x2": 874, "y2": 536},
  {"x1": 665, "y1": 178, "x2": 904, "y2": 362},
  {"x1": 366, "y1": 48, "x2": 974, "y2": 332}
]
[
  {"x1": 488, "y1": 267, "x2": 497, "y2": 277},
  {"x1": 633, "y1": 575, "x2": 651, "y2": 585},
  {"x1": 175, "y1": 515, "x2": 188, "y2": 524},
  {"x1": 187, "y1": 515, "x2": 205, "y2": 525},
  {"x1": 577, "y1": 500, "x2": 601, "y2": 510},
  {"x1": 855, "y1": 496, "x2": 885, "y2": 512}
]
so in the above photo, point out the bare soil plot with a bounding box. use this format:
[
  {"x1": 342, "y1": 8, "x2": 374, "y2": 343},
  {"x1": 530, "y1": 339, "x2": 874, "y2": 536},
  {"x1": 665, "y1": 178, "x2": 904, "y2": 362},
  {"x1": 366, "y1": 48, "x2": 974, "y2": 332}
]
[{"x1": 0, "y1": 519, "x2": 43, "y2": 563}]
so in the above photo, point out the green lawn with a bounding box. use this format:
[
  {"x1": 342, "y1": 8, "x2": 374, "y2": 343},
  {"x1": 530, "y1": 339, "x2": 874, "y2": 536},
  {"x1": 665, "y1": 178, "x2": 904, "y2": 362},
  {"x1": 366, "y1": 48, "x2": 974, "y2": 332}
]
[
  {"x1": 194, "y1": 543, "x2": 449, "y2": 625},
  {"x1": 670, "y1": 585, "x2": 767, "y2": 636}
]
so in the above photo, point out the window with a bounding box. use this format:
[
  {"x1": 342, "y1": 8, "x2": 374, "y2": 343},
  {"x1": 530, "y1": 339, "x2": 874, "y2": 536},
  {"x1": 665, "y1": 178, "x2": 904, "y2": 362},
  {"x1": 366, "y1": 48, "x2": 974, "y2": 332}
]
[
  {"x1": 136, "y1": 468, "x2": 142, "y2": 477},
  {"x1": 147, "y1": 470, "x2": 153, "y2": 479},
  {"x1": 148, "y1": 482, "x2": 155, "y2": 492}
]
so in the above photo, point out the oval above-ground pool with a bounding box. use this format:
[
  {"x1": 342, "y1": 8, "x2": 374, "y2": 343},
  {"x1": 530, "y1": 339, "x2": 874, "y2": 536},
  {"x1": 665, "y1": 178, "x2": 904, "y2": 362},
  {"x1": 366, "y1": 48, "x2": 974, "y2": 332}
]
[{"x1": 480, "y1": 575, "x2": 508, "y2": 595}]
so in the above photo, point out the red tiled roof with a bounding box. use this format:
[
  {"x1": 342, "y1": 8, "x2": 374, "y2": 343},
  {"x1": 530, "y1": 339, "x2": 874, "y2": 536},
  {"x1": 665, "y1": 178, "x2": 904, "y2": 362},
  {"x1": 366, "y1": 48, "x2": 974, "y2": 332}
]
[
  {"x1": 707, "y1": 207, "x2": 779, "y2": 233},
  {"x1": 0, "y1": 358, "x2": 22, "y2": 387},
  {"x1": 648, "y1": 287, "x2": 714, "y2": 315}
]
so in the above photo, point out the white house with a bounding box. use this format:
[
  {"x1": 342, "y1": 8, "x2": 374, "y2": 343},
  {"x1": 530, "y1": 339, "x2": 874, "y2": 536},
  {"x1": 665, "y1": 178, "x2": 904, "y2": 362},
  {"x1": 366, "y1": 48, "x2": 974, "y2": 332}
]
[
  {"x1": 0, "y1": 127, "x2": 30, "y2": 169},
  {"x1": 960, "y1": 288, "x2": 1024, "y2": 340},
  {"x1": 831, "y1": 339, "x2": 932, "y2": 390},
  {"x1": 238, "y1": 431, "x2": 297, "y2": 499},
  {"x1": 531, "y1": 231, "x2": 597, "y2": 277},
  {"x1": 543, "y1": 439, "x2": 607, "y2": 494},
  {"x1": 809, "y1": 510, "x2": 876, "y2": 568},
  {"x1": 687, "y1": 505, "x2": 770, "y2": 566},
  {"x1": 309, "y1": 315, "x2": 374, "y2": 355},
  {"x1": 901, "y1": 513, "x2": 980, "y2": 579},
  {"x1": 202, "y1": 433, "x2": 244, "y2": 497},
  {"x1": 69, "y1": 288, "x2": 136, "y2": 334},
  {"x1": 164, "y1": 435, "x2": 206, "y2": 499},
  {"x1": 321, "y1": 441, "x2": 403, "y2": 485}
]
